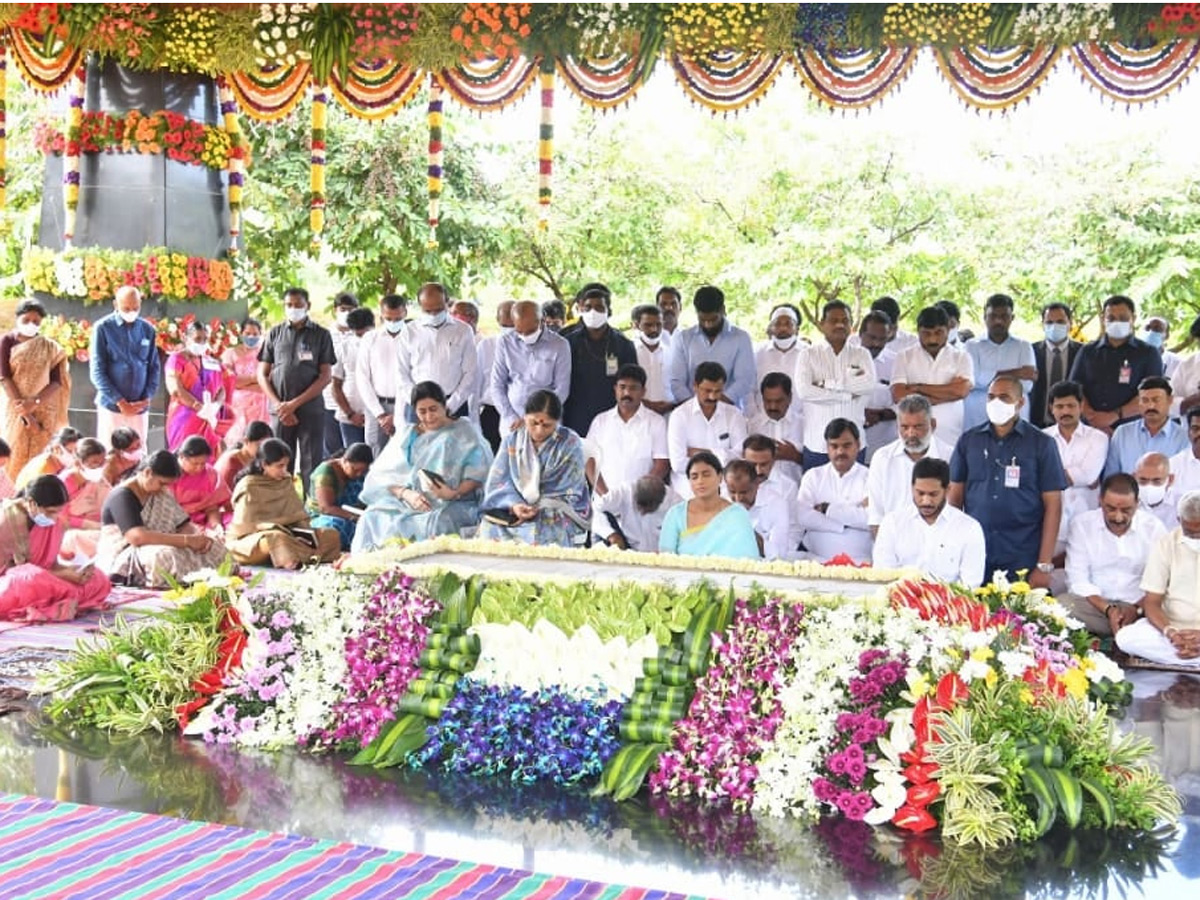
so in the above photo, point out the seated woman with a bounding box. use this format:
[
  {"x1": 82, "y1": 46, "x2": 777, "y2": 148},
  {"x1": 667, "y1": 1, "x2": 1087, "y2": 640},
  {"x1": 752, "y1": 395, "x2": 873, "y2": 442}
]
[
  {"x1": 14, "y1": 426, "x2": 82, "y2": 491},
  {"x1": 0, "y1": 438, "x2": 14, "y2": 500},
  {"x1": 353, "y1": 381, "x2": 493, "y2": 552},
  {"x1": 227, "y1": 438, "x2": 341, "y2": 569},
  {"x1": 96, "y1": 450, "x2": 229, "y2": 588},
  {"x1": 214, "y1": 420, "x2": 272, "y2": 494},
  {"x1": 59, "y1": 438, "x2": 111, "y2": 559},
  {"x1": 164, "y1": 320, "x2": 233, "y2": 451},
  {"x1": 172, "y1": 436, "x2": 232, "y2": 531},
  {"x1": 306, "y1": 443, "x2": 373, "y2": 551},
  {"x1": 0, "y1": 475, "x2": 111, "y2": 621},
  {"x1": 102, "y1": 427, "x2": 142, "y2": 486},
  {"x1": 478, "y1": 390, "x2": 590, "y2": 547},
  {"x1": 658, "y1": 451, "x2": 760, "y2": 559}
]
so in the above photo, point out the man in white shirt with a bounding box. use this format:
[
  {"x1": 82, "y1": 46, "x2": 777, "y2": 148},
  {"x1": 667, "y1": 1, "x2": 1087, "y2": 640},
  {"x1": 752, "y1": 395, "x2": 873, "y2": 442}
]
[
  {"x1": 355, "y1": 293, "x2": 407, "y2": 454},
  {"x1": 586, "y1": 364, "x2": 669, "y2": 495},
  {"x1": 1143, "y1": 316, "x2": 1181, "y2": 379},
  {"x1": 741, "y1": 433, "x2": 798, "y2": 500},
  {"x1": 891, "y1": 305, "x2": 973, "y2": 449},
  {"x1": 396, "y1": 282, "x2": 478, "y2": 422},
  {"x1": 667, "y1": 361, "x2": 747, "y2": 499},
  {"x1": 323, "y1": 291, "x2": 360, "y2": 455},
  {"x1": 1061, "y1": 473, "x2": 1167, "y2": 636},
  {"x1": 592, "y1": 475, "x2": 678, "y2": 551},
  {"x1": 873, "y1": 457, "x2": 986, "y2": 586},
  {"x1": 794, "y1": 301, "x2": 876, "y2": 470},
  {"x1": 867, "y1": 394, "x2": 952, "y2": 536},
  {"x1": 490, "y1": 300, "x2": 572, "y2": 432},
  {"x1": 796, "y1": 418, "x2": 873, "y2": 563},
  {"x1": 655, "y1": 286, "x2": 682, "y2": 343},
  {"x1": 857, "y1": 310, "x2": 898, "y2": 461},
  {"x1": 750, "y1": 304, "x2": 808, "y2": 417},
  {"x1": 724, "y1": 458, "x2": 796, "y2": 560},
  {"x1": 1135, "y1": 451, "x2": 1179, "y2": 531},
  {"x1": 630, "y1": 304, "x2": 672, "y2": 415},
  {"x1": 1115, "y1": 490, "x2": 1200, "y2": 667},
  {"x1": 476, "y1": 300, "x2": 515, "y2": 451},
  {"x1": 745, "y1": 372, "x2": 804, "y2": 484},
  {"x1": 1169, "y1": 408, "x2": 1200, "y2": 495},
  {"x1": 330, "y1": 307, "x2": 373, "y2": 445},
  {"x1": 1043, "y1": 380, "x2": 1109, "y2": 553},
  {"x1": 849, "y1": 296, "x2": 919, "y2": 352}
]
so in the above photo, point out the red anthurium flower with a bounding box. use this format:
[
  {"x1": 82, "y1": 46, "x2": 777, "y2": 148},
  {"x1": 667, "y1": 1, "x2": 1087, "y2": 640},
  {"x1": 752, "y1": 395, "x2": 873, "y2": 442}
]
[
  {"x1": 906, "y1": 781, "x2": 941, "y2": 807},
  {"x1": 903, "y1": 762, "x2": 939, "y2": 785},
  {"x1": 892, "y1": 804, "x2": 938, "y2": 833},
  {"x1": 935, "y1": 672, "x2": 968, "y2": 710}
]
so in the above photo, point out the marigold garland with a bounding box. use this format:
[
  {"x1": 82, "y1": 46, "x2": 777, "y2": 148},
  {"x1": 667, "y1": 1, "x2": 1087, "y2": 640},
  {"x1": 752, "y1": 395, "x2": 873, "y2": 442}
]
[
  {"x1": 24, "y1": 246, "x2": 236, "y2": 306},
  {"x1": 537, "y1": 61, "x2": 553, "y2": 231},
  {"x1": 161, "y1": 4, "x2": 222, "y2": 75},
  {"x1": 450, "y1": 4, "x2": 533, "y2": 62},
  {"x1": 0, "y1": 44, "x2": 7, "y2": 210},
  {"x1": 665, "y1": 4, "x2": 770, "y2": 58},
  {"x1": 351, "y1": 3, "x2": 420, "y2": 62},
  {"x1": 63, "y1": 64, "x2": 85, "y2": 246},
  {"x1": 64, "y1": 3, "x2": 160, "y2": 62},
  {"x1": 310, "y1": 85, "x2": 327, "y2": 248},
  {"x1": 34, "y1": 109, "x2": 240, "y2": 172},
  {"x1": 218, "y1": 77, "x2": 248, "y2": 254},
  {"x1": 426, "y1": 74, "x2": 443, "y2": 248},
  {"x1": 881, "y1": 3, "x2": 993, "y2": 47}
]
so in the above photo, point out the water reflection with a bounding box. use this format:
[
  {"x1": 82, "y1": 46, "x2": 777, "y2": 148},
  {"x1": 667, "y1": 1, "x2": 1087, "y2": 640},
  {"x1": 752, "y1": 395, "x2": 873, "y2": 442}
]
[{"x1": 0, "y1": 671, "x2": 1196, "y2": 899}]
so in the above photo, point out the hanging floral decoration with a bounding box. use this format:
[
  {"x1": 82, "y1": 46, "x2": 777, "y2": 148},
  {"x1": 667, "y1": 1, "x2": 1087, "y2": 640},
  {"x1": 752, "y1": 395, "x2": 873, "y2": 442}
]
[
  {"x1": 34, "y1": 110, "x2": 239, "y2": 171},
  {"x1": 24, "y1": 246, "x2": 235, "y2": 305},
  {"x1": 39, "y1": 316, "x2": 92, "y2": 362},
  {"x1": 253, "y1": 3, "x2": 315, "y2": 69},
  {"x1": 350, "y1": 3, "x2": 420, "y2": 62},
  {"x1": 792, "y1": 3, "x2": 852, "y2": 53},
  {"x1": 160, "y1": 4, "x2": 222, "y2": 75},
  {"x1": 0, "y1": 43, "x2": 7, "y2": 210},
  {"x1": 4, "y1": 3, "x2": 69, "y2": 49},
  {"x1": 1011, "y1": 3, "x2": 1116, "y2": 45},
  {"x1": 537, "y1": 60, "x2": 553, "y2": 231},
  {"x1": 63, "y1": 3, "x2": 160, "y2": 62},
  {"x1": 1148, "y1": 4, "x2": 1200, "y2": 38},
  {"x1": 426, "y1": 75, "x2": 443, "y2": 248},
  {"x1": 567, "y1": 4, "x2": 653, "y2": 60},
  {"x1": 310, "y1": 85, "x2": 327, "y2": 249},
  {"x1": 450, "y1": 4, "x2": 534, "y2": 62},
  {"x1": 665, "y1": 4, "x2": 770, "y2": 59},
  {"x1": 881, "y1": 3, "x2": 993, "y2": 47},
  {"x1": 63, "y1": 63, "x2": 85, "y2": 246},
  {"x1": 218, "y1": 78, "x2": 249, "y2": 254}
]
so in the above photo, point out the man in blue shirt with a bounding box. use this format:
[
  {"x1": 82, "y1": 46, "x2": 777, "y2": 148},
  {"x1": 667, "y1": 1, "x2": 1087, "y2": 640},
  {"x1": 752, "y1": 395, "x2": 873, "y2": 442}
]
[
  {"x1": 490, "y1": 300, "x2": 571, "y2": 432},
  {"x1": 89, "y1": 285, "x2": 160, "y2": 446},
  {"x1": 666, "y1": 285, "x2": 755, "y2": 408},
  {"x1": 949, "y1": 374, "x2": 1067, "y2": 587},
  {"x1": 963, "y1": 293, "x2": 1037, "y2": 430},
  {"x1": 1105, "y1": 376, "x2": 1189, "y2": 476}
]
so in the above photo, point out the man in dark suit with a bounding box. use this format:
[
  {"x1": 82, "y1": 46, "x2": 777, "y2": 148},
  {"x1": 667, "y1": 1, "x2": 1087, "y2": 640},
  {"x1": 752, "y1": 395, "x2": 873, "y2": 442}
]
[{"x1": 1031, "y1": 302, "x2": 1084, "y2": 428}]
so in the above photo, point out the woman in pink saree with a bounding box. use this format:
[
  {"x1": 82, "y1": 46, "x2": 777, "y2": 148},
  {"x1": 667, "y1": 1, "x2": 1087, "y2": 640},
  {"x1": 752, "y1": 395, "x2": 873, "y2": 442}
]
[
  {"x1": 171, "y1": 436, "x2": 232, "y2": 530},
  {"x1": 165, "y1": 321, "x2": 233, "y2": 452},
  {"x1": 221, "y1": 318, "x2": 269, "y2": 448},
  {"x1": 59, "y1": 438, "x2": 112, "y2": 559},
  {"x1": 0, "y1": 475, "x2": 111, "y2": 622}
]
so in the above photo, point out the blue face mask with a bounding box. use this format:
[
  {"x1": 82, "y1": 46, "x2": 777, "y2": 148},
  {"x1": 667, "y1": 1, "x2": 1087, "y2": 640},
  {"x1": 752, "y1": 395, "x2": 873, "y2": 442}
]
[
  {"x1": 1043, "y1": 322, "x2": 1069, "y2": 344},
  {"x1": 384, "y1": 319, "x2": 405, "y2": 335},
  {"x1": 242, "y1": 335, "x2": 261, "y2": 349},
  {"x1": 31, "y1": 511, "x2": 55, "y2": 528},
  {"x1": 1142, "y1": 330, "x2": 1165, "y2": 349}
]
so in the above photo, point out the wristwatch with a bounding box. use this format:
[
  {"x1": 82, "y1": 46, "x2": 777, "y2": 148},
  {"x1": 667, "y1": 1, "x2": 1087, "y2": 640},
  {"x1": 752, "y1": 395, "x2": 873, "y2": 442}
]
[{"x1": 1035, "y1": 562, "x2": 1053, "y2": 573}]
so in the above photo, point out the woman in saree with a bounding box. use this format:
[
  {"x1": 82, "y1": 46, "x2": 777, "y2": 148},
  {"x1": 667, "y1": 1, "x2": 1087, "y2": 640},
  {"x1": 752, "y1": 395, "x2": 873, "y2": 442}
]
[
  {"x1": 0, "y1": 300, "x2": 71, "y2": 480},
  {"x1": 659, "y1": 451, "x2": 760, "y2": 559},
  {"x1": 165, "y1": 320, "x2": 233, "y2": 451},
  {"x1": 0, "y1": 439, "x2": 14, "y2": 500},
  {"x1": 14, "y1": 426, "x2": 82, "y2": 491},
  {"x1": 172, "y1": 435, "x2": 232, "y2": 530},
  {"x1": 0, "y1": 475, "x2": 111, "y2": 622},
  {"x1": 214, "y1": 420, "x2": 272, "y2": 494},
  {"x1": 306, "y1": 442, "x2": 373, "y2": 551},
  {"x1": 228, "y1": 438, "x2": 341, "y2": 569},
  {"x1": 101, "y1": 427, "x2": 142, "y2": 486},
  {"x1": 479, "y1": 389, "x2": 591, "y2": 547},
  {"x1": 353, "y1": 382, "x2": 493, "y2": 552},
  {"x1": 97, "y1": 450, "x2": 229, "y2": 588},
  {"x1": 221, "y1": 318, "x2": 270, "y2": 448},
  {"x1": 59, "y1": 438, "x2": 111, "y2": 559}
]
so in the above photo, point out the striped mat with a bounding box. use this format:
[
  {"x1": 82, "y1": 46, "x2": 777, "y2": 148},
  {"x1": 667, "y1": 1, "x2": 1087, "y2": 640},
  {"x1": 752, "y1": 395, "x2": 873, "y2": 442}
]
[{"x1": 0, "y1": 795, "x2": 707, "y2": 900}]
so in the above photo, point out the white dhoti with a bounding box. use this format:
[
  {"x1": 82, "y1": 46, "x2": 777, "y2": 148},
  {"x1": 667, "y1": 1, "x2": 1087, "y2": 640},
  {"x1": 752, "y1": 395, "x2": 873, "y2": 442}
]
[{"x1": 1115, "y1": 618, "x2": 1200, "y2": 668}]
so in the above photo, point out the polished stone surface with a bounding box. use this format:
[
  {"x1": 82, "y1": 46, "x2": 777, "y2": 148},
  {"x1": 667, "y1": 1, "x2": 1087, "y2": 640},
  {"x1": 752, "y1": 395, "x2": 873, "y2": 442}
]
[{"x1": 1, "y1": 670, "x2": 1198, "y2": 899}]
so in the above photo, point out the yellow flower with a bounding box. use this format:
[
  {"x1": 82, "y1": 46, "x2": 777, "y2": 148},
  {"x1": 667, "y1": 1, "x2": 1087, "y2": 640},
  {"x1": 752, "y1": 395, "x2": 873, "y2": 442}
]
[
  {"x1": 1061, "y1": 667, "x2": 1089, "y2": 700},
  {"x1": 970, "y1": 646, "x2": 994, "y2": 663},
  {"x1": 1019, "y1": 687, "x2": 1035, "y2": 704},
  {"x1": 907, "y1": 671, "x2": 932, "y2": 698}
]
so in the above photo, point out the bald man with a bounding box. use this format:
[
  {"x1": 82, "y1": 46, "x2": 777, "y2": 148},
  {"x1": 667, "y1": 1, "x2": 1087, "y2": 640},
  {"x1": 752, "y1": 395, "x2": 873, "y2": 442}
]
[
  {"x1": 89, "y1": 285, "x2": 160, "y2": 444},
  {"x1": 1135, "y1": 451, "x2": 1179, "y2": 531},
  {"x1": 489, "y1": 300, "x2": 571, "y2": 431}
]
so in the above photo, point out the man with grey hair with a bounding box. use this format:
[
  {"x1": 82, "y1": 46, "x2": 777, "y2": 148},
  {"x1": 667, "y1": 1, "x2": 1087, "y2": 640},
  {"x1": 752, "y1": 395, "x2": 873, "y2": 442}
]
[
  {"x1": 591, "y1": 475, "x2": 678, "y2": 551},
  {"x1": 89, "y1": 285, "x2": 159, "y2": 444},
  {"x1": 1115, "y1": 489, "x2": 1200, "y2": 667},
  {"x1": 490, "y1": 300, "x2": 571, "y2": 432},
  {"x1": 866, "y1": 394, "x2": 952, "y2": 536}
]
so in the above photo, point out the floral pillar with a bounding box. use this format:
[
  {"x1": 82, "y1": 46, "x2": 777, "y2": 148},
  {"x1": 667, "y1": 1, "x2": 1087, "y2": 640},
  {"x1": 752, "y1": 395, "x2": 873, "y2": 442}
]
[
  {"x1": 63, "y1": 64, "x2": 85, "y2": 246},
  {"x1": 537, "y1": 59, "x2": 553, "y2": 231},
  {"x1": 218, "y1": 76, "x2": 247, "y2": 255},
  {"x1": 310, "y1": 85, "x2": 327, "y2": 250},
  {"x1": 427, "y1": 75, "x2": 443, "y2": 249},
  {"x1": 0, "y1": 43, "x2": 7, "y2": 210}
]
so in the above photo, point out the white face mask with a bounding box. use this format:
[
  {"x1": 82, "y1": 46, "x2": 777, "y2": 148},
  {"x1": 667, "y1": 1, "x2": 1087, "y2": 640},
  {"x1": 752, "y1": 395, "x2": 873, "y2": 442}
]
[
  {"x1": 1182, "y1": 536, "x2": 1200, "y2": 553},
  {"x1": 285, "y1": 306, "x2": 307, "y2": 324},
  {"x1": 772, "y1": 335, "x2": 797, "y2": 351},
  {"x1": 500, "y1": 325, "x2": 515, "y2": 335},
  {"x1": 1139, "y1": 483, "x2": 1167, "y2": 506},
  {"x1": 580, "y1": 309, "x2": 608, "y2": 330},
  {"x1": 336, "y1": 311, "x2": 350, "y2": 328},
  {"x1": 1105, "y1": 321, "x2": 1132, "y2": 341},
  {"x1": 187, "y1": 341, "x2": 208, "y2": 357},
  {"x1": 121, "y1": 449, "x2": 143, "y2": 464},
  {"x1": 519, "y1": 329, "x2": 541, "y2": 346},
  {"x1": 17, "y1": 321, "x2": 40, "y2": 338},
  {"x1": 119, "y1": 310, "x2": 140, "y2": 324},
  {"x1": 640, "y1": 333, "x2": 661, "y2": 347},
  {"x1": 986, "y1": 397, "x2": 1017, "y2": 426},
  {"x1": 947, "y1": 327, "x2": 959, "y2": 344},
  {"x1": 82, "y1": 466, "x2": 107, "y2": 483},
  {"x1": 421, "y1": 310, "x2": 448, "y2": 328},
  {"x1": 1044, "y1": 322, "x2": 1069, "y2": 344},
  {"x1": 384, "y1": 319, "x2": 405, "y2": 335}
]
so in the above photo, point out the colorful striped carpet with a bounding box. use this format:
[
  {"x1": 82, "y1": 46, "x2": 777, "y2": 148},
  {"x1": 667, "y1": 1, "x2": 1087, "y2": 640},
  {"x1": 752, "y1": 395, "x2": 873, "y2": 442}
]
[{"x1": 0, "y1": 795, "x2": 707, "y2": 900}]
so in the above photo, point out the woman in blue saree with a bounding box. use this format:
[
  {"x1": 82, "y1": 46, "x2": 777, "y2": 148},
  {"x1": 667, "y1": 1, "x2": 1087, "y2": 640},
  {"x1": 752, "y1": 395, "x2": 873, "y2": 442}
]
[
  {"x1": 351, "y1": 382, "x2": 492, "y2": 552},
  {"x1": 659, "y1": 451, "x2": 760, "y2": 559},
  {"x1": 479, "y1": 390, "x2": 591, "y2": 547}
]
